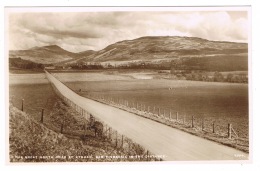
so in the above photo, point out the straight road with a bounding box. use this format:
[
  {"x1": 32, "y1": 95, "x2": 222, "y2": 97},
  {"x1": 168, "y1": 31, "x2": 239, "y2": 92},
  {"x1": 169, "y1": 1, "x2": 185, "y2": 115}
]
[{"x1": 46, "y1": 71, "x2": 248, "y2": 161}]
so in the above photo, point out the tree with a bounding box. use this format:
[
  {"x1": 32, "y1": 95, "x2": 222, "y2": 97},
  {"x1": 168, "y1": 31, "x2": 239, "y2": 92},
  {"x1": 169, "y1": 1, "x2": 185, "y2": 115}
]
[
  {"x1": 213, "y1": 72, "x2": 224, "y2": 82},
  {"x1": 226, "y1": 73, "x2": 233, "y2": 82}
]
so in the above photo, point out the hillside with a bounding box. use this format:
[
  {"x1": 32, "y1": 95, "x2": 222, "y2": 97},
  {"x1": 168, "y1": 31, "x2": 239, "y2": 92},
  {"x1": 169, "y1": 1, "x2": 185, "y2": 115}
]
[
  {"x1": 9, "y1": 97, "x2": 153, "y2": 162},
  {"x1": 80, "y1": 36, "x2": 247, "y2": 62},
  {"x1": 9, "y1": 103, "x2": 138, "y2": 162},
  {"x1": 55, "y1": 50, "x2": 96, "y2": 66},
  {"x1": 9, "y1": 36, "x2": 248, "y2": 71},
  {"x1": 9, "y1": 104, "x2": 103, "y2": 162},
  {"x1": 9, "y1": 45, "x2": 80, "y2": 64}
]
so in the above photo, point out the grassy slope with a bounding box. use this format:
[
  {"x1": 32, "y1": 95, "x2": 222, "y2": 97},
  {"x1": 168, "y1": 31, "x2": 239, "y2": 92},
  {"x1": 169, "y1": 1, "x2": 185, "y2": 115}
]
[
  {"x1": 9, "y1": 99, "x2": 151, "y2": 162},
  {"x1": 9, "y1": 45, "x2": 79, "y2": 64},
  {"x1": 10, "y1": 104, "x2": 90, "y2": 162},
  {"x1": 88, "y1": 36, "x2": 247, "y2": 62},
  {"x1": 172, "y1": 54, "x2": 248, "y2": 71},
  {"x1": 9, "y1": 36, "x2": 248, "y2": 72}
]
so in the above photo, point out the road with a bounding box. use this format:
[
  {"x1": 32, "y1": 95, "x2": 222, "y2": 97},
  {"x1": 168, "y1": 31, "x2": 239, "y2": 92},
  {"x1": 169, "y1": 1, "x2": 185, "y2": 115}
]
[{"x1": 46, "y1": 71, "x2": 248, "y2": 161}]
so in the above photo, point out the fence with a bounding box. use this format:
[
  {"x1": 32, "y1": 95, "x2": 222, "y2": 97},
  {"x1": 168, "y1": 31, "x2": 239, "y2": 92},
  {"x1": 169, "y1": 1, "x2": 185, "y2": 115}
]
[
  {"x1": 82, "y1": 93, "x2": 249, "y2": 149},
  {"x1": 44, "y1": 71, "x2": 161, "y2": 161},
  {"x1": 11, "y1": 71, "x2": 248, "y2": 158}
]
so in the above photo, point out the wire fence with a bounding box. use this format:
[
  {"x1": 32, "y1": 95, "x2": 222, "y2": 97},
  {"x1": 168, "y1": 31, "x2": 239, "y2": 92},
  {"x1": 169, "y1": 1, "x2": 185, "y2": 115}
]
[
  {"x1": 43, "y1": 71, "x2": 162, "y2": 161},
  {"x1": 82, "y1": 93, "x2": 249, "y2": 150},
  {"x1": 59, "y1": 88, "x2": 161, "y2": 160},
  {"x1": 15, "y1": 70, "x2": 247, "y2": 157}
]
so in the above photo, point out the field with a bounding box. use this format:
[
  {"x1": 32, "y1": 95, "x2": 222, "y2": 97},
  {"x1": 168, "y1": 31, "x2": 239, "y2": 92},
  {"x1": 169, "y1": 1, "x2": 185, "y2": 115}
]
[
  {"x1": 63, "y1": 78, "x2": 249, "y2": 140},
  {"x1": 9, "y1": 71, "x2": 249, "y2": 156},
  {"x1": 9, "y1": 84, "x2": 57, "y2": 121},
  {"x1": 9, "y1": 78, "x2": 155, "y2": 162},
  {"x1": 9, "y1": 101, "x2": 151, "y2": 162},
  {"x1": 9, "y1": 73, "x2": 49, "y2": 84}
]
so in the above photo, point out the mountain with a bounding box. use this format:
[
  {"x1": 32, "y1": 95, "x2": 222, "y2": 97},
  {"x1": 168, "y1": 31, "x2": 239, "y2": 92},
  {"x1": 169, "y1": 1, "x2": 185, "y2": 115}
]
[
  {"x1": 78, "y1": 50, "x2": 96, "y2": 56},
  {"x1": 9, "y1": 45, "x2": 80, "y2": 64},
  {"x1": 79, "y1": 36, "x2": 247, "y2": 62},
  {"x1": 54, "y1": 50, "x2": 96, "y2": 66},
  {"x1": 9, "y1": 36, "x2": 248, "y2": 71}
]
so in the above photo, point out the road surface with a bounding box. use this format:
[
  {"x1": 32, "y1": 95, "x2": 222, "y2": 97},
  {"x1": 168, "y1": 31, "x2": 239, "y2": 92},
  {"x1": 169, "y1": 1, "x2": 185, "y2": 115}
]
[{"x1": 46, "y1": 71, "x2": 248, "y2": 161}]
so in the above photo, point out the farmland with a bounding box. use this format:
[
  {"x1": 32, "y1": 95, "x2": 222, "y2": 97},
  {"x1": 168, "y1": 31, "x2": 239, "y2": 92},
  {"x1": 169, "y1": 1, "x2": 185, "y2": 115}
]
[
  {"x1": 9, "y1": 71, "x2": 249, "y2": 158},
  {"x1": 62, "y1": 74, "x2": 248, "y2": 141},
  {"x1": 9, "y1": 74, "x2": 154, "y2": 162},
  {"x1": 9, "y1": 84, "x2": 57, "y2": 121}
]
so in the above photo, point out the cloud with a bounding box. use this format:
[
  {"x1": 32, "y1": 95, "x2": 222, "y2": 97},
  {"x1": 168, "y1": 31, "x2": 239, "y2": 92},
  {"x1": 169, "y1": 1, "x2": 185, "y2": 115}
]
[{"x1": 8, "y1": 11, "x2": 248, "y2": 52}]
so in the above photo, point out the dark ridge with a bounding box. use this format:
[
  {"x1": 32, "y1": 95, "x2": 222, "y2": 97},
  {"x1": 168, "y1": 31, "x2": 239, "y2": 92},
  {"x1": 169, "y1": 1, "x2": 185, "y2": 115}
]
[{"x1": 78, "y1": 50, "x2": 95, "y2": 54}]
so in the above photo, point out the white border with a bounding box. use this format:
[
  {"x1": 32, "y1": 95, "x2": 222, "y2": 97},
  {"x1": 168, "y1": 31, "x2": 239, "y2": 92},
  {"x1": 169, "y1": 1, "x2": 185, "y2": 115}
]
[{"x1": 1, "y1": 1, "x2": 260, "y2": 171}]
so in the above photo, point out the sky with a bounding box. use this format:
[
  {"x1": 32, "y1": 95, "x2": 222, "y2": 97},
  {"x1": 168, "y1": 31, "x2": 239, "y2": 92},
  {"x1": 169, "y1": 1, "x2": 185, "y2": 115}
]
[{"x1": 8, "y1": 10, "x2": 248, "y2": 53}]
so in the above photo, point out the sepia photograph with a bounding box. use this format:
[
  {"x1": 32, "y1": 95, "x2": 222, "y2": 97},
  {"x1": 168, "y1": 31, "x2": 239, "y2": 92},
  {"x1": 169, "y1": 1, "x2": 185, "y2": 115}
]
[{"x1": 6, "y1": 7, "x2": 250, "y2": 163}]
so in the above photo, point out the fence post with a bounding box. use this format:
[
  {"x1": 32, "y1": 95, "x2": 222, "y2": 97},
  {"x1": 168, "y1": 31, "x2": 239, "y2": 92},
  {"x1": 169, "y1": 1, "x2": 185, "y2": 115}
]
[
  {"x1": 128, "y1": 142, "x2": 131, "y2": 154},
  {"x1": 169, "y1": 110, "x2": 172, "y2": 120},
  {"x1": 103, "y1": 124, "x2": 106, "y2": 137},
  {"x1": 228, "y1": 123, "x2": 232, "y2": 139},
  {"x1": 201, "y1": 118, "x2": 204, "y2": 131},
  {"x1": 158, "y1": 108, "x2": 160, "y2": 116},
  {"x1": 21, "y1": 99, "x2": 24, "y2": 111},
  {"x1": 163, "y1": 109, "x2": 166, "y2": 118},
  {"x1": 109, "y1": 127, "x2": 111, "y2": 140},
  {"x1": 146, "y1": 150, "x2": 149, "y2": 161},
  {"x1": 115, "y1": 131, "x2": 118, "y2": 148},
  {"x1": 121, "y1": 135, "x2": 124, "y2": 148},
  {"x1": 84, "y1": 123, "x2": 87, "y2": 139},
  {"x1": 176, "y1": 112, "x2": 178, "y2": 121},
  {"x1": 40, "y1": 108, "x2": 44, "y2": 123},
  {"x1": 192, "y1": 116, "x2": 194, "y2": 128}
]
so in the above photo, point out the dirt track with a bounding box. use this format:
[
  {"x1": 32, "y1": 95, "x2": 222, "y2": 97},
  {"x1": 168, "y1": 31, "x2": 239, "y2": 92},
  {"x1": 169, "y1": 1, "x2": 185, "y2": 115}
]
[{"x1": 46, "y1": 71, "x2": 248, "y2": 161}]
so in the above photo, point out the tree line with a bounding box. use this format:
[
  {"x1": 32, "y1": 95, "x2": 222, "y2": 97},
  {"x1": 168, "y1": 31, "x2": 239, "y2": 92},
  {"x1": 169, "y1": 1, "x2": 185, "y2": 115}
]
[
  {"x1": 171, "y1": 70, "x2": 248, "y2": 83},
  {"x1": 9, "y1": 58, "x2": 44, "y2": 70}
]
